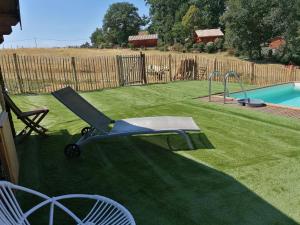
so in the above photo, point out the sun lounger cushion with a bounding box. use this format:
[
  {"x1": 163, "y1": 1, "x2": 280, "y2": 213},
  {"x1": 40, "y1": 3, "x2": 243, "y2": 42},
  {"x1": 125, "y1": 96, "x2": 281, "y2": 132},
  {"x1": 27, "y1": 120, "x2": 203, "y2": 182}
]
[{"x1": 110, "y1": 116, "x2": 200, "y2": 134}]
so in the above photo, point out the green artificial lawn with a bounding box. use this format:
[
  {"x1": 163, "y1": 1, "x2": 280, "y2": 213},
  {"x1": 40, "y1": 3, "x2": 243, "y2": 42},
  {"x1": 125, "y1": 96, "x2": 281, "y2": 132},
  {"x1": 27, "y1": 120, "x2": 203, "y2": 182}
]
[{"x1": 12, "y1": 81, "x2": 300, "y2": 225}]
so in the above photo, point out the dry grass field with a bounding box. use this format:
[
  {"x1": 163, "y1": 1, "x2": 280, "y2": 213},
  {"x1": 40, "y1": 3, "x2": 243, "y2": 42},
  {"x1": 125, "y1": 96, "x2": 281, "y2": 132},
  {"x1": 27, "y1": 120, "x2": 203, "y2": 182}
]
[{"x1": 0, "y1": 47, "x2": 241, "y2": 60}]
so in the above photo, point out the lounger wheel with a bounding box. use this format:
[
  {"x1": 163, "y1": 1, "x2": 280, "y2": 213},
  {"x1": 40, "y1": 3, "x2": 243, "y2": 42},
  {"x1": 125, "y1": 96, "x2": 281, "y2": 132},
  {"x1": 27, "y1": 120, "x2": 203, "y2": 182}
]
[
  {"x1": 64, "y1": 144, "x2": 81, "y2": 158},
  {"x1": 81, "y1": 127, "x2": 91, "y2": 136}
]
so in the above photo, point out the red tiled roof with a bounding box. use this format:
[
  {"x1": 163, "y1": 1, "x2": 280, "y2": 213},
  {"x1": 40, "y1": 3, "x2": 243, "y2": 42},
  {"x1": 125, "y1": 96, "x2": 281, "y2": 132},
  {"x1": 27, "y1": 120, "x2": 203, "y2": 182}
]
[
  {"x1": 195, "y1": 28, "x2": 224, "y2": 38},
  {"x1": 128, "y1": 34, "x2": 158, "y2": 41}
]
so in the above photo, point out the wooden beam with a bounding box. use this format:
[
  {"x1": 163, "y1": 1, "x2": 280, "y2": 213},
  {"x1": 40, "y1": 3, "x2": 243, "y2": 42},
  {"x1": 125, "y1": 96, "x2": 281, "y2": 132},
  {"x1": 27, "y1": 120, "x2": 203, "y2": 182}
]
[
  {"x1": 0, "y1": 0, "x2": 20, "y2": 14},
  {"x1": 0, "y1": 14, "x2": 19, "y2": 26},
  {"x1": 0, "y1": 25, "x2": 12, "y2": 35},
  {"x1": 0, "y1": 0, "x2": 19, "y2": 11}
]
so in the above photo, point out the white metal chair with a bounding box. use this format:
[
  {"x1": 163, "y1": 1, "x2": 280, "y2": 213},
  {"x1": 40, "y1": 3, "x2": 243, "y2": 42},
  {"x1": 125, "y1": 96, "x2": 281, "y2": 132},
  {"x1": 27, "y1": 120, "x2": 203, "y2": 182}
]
[{"x1": 0, "y1": 181, "x2": 136, "y2": 225}]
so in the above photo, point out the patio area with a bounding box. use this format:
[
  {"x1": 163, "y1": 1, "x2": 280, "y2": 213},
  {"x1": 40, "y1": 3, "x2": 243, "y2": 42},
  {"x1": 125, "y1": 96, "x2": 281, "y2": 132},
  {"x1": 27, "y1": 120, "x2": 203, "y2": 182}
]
[
  {"x1": 201, "y1": 95, "x2": 300, "y2": 120},
  {"x1": 13, "y1": 81, "x2": 300, "y2": 225}
]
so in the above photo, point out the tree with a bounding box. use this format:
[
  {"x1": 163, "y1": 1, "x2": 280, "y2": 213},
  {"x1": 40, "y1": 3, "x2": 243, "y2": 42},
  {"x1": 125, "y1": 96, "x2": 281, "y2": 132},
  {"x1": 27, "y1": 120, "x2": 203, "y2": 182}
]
[
  {"x1": 266, "y1": 0, "x2": 300, "y2": 63},
  {"x1": 222, "y1": 0, "x2": 300, "y2": 62},
  {"x1": 145, "y1": 0, "x2": 189, "y2": 43},
  {"x1": 181, "y1": 5, "x2": 204, "y2": 41},
  {"x1": 192, "y1": 0, "x2": 225, "y2": 29},
  {"x1": 90, "y1": 28, "x2": 106, "y2": 47},
  {"x1": 145, "y1": 0, "x2": 225, "y2": 44},
  {"x1": 171, "y1": 22, "x2": 188, "y2": 44},
  {"x1": 80, "y1": 42, "x2": 91, "y2": 48},
  {"x1": 103, "y1": 2, "x2": 144, "y2": 45},
  {"x1": 221, "y1": 0, "x2": 272, "y2": 59},
  {"x1": 182, "y1": 5, "x2": 203, "y2": 31}
]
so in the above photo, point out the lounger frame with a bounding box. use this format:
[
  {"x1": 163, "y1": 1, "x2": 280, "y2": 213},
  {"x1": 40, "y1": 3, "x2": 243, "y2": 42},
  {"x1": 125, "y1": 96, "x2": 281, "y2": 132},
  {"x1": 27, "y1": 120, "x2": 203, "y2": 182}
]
[
  {"x1": 52, "y1": 87, "x2": 201, "y2": 157},
  {"x1": 76, "y1": 125, "x2": 196, "y2": 150}
]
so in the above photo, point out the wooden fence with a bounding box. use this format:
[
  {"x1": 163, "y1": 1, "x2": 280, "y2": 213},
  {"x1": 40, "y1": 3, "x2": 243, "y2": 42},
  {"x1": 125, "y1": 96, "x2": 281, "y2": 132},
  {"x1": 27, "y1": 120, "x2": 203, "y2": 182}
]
[{"x1": 0, "y1": 53, "x2": 299, "y2": 94}]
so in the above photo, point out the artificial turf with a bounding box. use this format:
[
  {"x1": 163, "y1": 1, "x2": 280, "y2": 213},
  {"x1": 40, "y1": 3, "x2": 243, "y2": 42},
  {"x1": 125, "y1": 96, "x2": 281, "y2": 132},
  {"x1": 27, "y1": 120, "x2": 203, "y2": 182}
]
[{"x1": 13, "y1": 81, "x2": 300, "y2": 225}]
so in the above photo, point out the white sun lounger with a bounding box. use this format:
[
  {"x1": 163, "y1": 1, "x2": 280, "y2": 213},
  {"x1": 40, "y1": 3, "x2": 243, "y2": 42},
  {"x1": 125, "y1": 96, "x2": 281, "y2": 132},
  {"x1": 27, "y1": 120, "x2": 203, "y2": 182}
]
[{"x1": 52, "y1": 87, "x2": 201, "y2": 158}]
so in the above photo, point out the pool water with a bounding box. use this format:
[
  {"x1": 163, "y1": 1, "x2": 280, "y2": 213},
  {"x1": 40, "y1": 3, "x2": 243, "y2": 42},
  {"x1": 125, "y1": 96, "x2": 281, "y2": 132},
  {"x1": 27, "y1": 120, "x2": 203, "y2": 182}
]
[{"x1": 230, "y1": 83, "x2": 300, "y2": 108}]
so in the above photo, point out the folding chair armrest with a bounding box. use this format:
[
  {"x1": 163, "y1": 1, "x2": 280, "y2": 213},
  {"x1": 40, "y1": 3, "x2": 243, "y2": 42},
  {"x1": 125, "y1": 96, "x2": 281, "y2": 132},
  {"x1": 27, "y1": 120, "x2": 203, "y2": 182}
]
[{"x1": 18, "y1": 108, "x2": 49, "y2": 118}]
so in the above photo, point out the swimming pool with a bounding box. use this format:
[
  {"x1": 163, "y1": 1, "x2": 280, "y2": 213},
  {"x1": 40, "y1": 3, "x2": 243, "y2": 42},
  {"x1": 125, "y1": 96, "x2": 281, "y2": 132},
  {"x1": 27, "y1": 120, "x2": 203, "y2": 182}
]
[{"x1": 230, "y1": 83, "x2": 300, "y2": 108}]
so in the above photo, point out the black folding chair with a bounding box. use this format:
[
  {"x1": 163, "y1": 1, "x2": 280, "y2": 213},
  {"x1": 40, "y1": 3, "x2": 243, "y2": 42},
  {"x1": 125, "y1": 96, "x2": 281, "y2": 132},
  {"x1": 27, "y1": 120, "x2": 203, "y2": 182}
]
[{"x1": 3, "y1": 92, "x2": 49, "y2": 136}]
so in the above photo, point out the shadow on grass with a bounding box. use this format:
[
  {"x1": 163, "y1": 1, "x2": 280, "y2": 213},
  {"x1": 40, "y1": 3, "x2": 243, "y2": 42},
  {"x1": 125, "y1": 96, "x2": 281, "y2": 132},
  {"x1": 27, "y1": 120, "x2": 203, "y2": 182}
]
[{"x1": 16, "y1": 130, "x2": 297, "y2": 225}]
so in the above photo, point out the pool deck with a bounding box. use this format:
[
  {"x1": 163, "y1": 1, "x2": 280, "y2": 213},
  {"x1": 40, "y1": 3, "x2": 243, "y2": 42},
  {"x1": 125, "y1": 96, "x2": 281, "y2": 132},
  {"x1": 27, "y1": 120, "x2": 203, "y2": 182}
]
[{"x1": 200, "y1": 95, "x2": 300, "y2": 120}]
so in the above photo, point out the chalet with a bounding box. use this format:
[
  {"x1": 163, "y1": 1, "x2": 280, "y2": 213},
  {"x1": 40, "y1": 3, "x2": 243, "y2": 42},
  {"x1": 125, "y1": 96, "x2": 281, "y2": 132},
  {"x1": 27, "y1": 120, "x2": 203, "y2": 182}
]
[
  {"x1": 269, "y1": 37, "x2": 285, "y2": 49},
  {"x1": 194, "y1": 28, "x2": 224, "y2": 44},
  {"x1": 0, "y1": 0, "x2": 21, "y2": 44},
  {"x1": 128, "y1": 34, "x2": 158, "y2": 48}
]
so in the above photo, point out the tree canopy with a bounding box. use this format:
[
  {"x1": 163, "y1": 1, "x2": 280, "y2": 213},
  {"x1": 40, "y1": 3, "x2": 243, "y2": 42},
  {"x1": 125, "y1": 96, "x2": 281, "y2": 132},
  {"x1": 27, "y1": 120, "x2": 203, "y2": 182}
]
[
  {"x1": 222, "y1": 0, "x2": 300, "y2": 61},
  {"x1": 89, "y1": 0, "x2": 300, "y2": 64},
  {"x1": 90, "y1": 28, "x2": 106, "y2": 47},
  {"x1": 146, "y1": 0, "x2": 225, "y2": 43},
  {"x1": 102, "y1": 2, "x2": 145, "y2": 45},
  {"x1": 182, "y1": 5, "x2": 203, "y2": 31}
]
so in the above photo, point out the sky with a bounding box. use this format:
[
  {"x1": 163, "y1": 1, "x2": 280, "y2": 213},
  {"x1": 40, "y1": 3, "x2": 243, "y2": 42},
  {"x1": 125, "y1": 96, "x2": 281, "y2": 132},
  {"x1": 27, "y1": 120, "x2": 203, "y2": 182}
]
[{"x1": 1, "y1": 0, "x2": 149, "y2": 48}]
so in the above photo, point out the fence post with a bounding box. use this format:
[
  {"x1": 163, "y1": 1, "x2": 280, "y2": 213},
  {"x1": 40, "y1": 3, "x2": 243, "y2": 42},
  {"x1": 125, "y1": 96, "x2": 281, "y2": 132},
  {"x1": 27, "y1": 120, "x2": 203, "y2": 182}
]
[
  {"x1": 169, "y1": 54, "x2": 172, "y2": 82},
  {"x1": 193, "y1": 55, "x2": 197, "y2": 80},
  {"x1": 213, "y1": 57, "x2": 217, "y2": 72},
  {"x1": 289, "y1": 66, "x2": 295, "y2": 81},
  {"x1": 116, "y1": 56, "x2": 124, "y2": 86},
  {"x1": 140, "y1": 52, "x2": 147, "y2": 84},
  {"x1": 71, "y1": 57, "x2": 78, "y2": 91},
  {"x1": 250, "y1": 62, "x2": 255, "y2": 84},
  {"x1": 12, "y1": 53, "x2": 24, "y2": 94}
]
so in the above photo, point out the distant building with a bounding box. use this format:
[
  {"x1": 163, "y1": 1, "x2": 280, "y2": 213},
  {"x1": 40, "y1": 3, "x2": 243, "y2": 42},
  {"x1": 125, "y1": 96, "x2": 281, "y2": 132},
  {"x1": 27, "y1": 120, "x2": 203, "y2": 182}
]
[
  {"x1": 269, "y1": 37, "x2": 285, "y2": 49},
  {"x1": 128, "y1": 34, "x2": 158, "y2": 48},
  {"x1": 194, "y1": 28, "x2": 224, "y2": 43}
]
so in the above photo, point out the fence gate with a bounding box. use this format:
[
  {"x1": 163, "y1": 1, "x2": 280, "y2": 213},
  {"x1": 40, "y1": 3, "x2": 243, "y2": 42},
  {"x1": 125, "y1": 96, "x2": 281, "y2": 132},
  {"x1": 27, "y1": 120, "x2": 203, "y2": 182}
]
[{"x1": 116, "y1": 54, "x2": 146, "y2": 86}]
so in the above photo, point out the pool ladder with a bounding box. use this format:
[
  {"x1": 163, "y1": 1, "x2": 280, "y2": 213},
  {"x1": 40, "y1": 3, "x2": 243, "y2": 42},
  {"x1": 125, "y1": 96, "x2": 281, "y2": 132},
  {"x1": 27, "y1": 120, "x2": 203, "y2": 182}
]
[{"x1": 208, "y1": 71, "x2": 248, "y2": 103}]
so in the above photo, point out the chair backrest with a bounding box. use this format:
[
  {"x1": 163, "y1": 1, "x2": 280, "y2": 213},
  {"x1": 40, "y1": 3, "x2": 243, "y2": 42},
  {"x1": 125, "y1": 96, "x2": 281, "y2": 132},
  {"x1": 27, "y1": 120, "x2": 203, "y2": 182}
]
[
  {"x1": 3, "y1": 93, "x2": 23, "y2": 117},
  {"x1": 0, "y1": 181, "x2": 32, "y2": 225},
  {"x1": 52, "y1": 87, "x2": 113, "y2": 133},
  {"x1": 0, "y1": 181, "x2": 136, "y2": 225}
]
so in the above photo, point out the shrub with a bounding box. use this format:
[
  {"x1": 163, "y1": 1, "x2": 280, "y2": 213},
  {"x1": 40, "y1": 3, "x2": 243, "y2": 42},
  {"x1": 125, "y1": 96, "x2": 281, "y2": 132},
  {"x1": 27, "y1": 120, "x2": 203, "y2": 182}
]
[
  {"x1": 172, "y1": 43, "x2": 184, "y2": 52},
  {"x1": 105, "y1": 43, "x2": 114, "y2": 49},
  {"x1": 267, "y1": 49, "x2": 273, "y2": 58},
  {"x1": 184, "y1": 41, "x2": 193, "y2": 51},
  {"x1": 128, "y1": 43, "x2": 135, "y2": 50},
  {"x1": 120, "y1": 42, "x2": 127, "y2": 48},
  {"x1": 205, "y1": 42, "x2": 216, "y2": 53},
  {"x1": 159, "y1": 45, "x2": 169, "y2": 52},
  {"x1": 80, "y1": 42, "x2": 91, "y2": 48},
  {"x1": 97, "y1": 43, "x2": 105, "y2": 49},
  {"x1": 227, "y1": 48, "x2": 235, "y2": 55},
  {"x1": 195, "y1": 42, "x2": 205, "y2": 52},
  {"x1": 280, "y1": 54, "x2": 291, "y2": 64},
  {"x1": 234, "y1": 50, "x2": 241, "y2": 57},
  {"x1": 140, "y1": 46, "x2": 147, "y2": 51},
  {"x1": 214, "y1": 38, "x2": 224, "y2": 51},
  {"x1": 291, "y1": 54, "x2": 300, "y2": 65}
]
